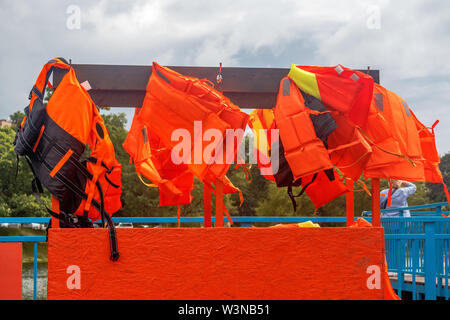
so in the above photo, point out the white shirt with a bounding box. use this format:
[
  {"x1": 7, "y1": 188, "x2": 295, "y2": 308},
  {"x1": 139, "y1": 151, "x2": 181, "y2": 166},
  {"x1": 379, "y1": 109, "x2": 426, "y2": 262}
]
[{"x1": 380, "y1": 183, "x2": 417, "y2": 217}]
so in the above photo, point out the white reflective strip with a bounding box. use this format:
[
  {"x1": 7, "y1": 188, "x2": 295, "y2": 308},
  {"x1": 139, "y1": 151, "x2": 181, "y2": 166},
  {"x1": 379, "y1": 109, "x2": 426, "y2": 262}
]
[
  {"x1": 335, "y1": 65, "x2": 344, "y2": 75},
  {"x1": 80, "y1": 80, "x2": 92, "y2": 91},
  {"x1": 350, "y1": 73, "x2": 360, "y2": 82}
]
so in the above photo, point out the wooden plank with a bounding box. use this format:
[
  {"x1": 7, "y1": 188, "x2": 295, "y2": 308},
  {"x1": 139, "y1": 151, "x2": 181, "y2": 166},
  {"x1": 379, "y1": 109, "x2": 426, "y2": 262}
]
[{"x1": 54, "y1": 64, "x2": 380, "y2": 109}]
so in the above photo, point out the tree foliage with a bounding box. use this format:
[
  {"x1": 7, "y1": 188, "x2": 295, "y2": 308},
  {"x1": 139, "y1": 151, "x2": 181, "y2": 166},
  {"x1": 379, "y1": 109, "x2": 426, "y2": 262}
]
[
  {"x1": 0, "y1": 123, "x2": 50, "y2": 217},
  {"x1": 426, "y1": 151, "x2": 450, "y2": 203}
]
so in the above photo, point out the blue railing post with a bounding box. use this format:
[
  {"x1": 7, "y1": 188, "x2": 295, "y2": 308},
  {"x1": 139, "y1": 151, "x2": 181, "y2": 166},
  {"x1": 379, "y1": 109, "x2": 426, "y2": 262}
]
[
  {"x1": 33, "y1": 242, "x2": 38, "y2": 301},
  {"x1": 424, "y1": 221, "x2": 437, "y2": 300}
]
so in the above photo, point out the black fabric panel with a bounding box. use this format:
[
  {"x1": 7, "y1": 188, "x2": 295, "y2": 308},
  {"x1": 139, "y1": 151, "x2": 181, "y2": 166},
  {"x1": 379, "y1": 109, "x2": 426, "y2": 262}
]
[
  {"x1": 271, "y1": 139, "x2": 302, "y2": 188},
  {"x1": 27, "y1": 111, "x2": 85, "y2": 213},
  {"x1": 14, "y1": 100, "x2": 47, "y2": 155},
  {"x1": 300, "y1": 90, "x2": 337, "y2": 148}
]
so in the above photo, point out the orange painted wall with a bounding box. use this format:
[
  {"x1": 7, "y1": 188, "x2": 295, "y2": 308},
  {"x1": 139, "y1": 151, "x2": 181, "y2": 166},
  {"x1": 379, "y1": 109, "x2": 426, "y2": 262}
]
[
  {"x1": 0, "y1": 243, "x2": 22, "y2": 300},
  {"x1": 48, "y1": 227, "x2": 386, "y2": 300}
]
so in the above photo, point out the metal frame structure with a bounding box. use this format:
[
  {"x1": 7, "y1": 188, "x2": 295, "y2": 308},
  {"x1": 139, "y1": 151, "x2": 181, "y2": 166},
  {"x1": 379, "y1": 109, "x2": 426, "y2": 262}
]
[{"x1": 54, "y1": 64, "x2": 382, "y2": 227}]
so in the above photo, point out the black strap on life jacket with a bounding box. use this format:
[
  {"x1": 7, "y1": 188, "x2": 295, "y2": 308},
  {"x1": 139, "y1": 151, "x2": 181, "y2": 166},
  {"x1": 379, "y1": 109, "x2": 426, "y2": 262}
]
[
  {"x1": 26, "y1": 154, "x2": 120, "y2": 262},
  {"x1": 287, "y1": 168, "x2": 336, "y2": 213},
  {"x1": 287, "y1": 173, "x2": 318, "y2": 213}
]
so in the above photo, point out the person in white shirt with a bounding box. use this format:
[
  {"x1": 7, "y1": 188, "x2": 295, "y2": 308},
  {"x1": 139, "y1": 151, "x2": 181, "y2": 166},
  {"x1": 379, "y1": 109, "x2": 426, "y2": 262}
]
[{"x1": 380, "y1": 180, "x2": 417, "y2": 217}]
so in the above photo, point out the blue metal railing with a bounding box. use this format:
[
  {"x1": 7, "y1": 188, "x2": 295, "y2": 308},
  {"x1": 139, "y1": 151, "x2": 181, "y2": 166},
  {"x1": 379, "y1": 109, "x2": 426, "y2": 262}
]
[
  {"x1": 1, "y1": 203, "x2": 449, "y2": 300},
  {"x1": 362, "y1": 201, "x2": 449, "y2": 217},
  {"x1": 363, "y1": 202, "x2": 449, "y2": 299}
]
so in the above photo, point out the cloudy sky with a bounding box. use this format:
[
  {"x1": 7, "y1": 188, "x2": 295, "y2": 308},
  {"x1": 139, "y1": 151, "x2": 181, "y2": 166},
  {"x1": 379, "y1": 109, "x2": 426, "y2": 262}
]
[{"x1": 1, "y1": 0, "x2": 449, "y2": 153}]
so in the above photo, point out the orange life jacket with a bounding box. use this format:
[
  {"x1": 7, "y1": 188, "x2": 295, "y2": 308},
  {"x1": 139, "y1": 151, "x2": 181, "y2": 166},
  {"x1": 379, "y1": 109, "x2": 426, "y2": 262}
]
[
  {"x1": 412, "y1": 116, "x2": 442, "y2": 183},
  {"x1": 14, "y1": 58, "x2": 121, "y2": 261},
  {"x1": 124, "y1": 62, "x2": 248, "y2": 215},
  {"x1": 326, "y1": 112, "x2": 372, "y2": 180},
  {"x1": 287, "y1": 64, "x2": 375, "y2": 180},
  {"x1": 289, "y1": 64, "x2": 447, "y2": 202},
  {"x1": 123, "y1": 108, "x2": 195, "y2": 207},
  {"x1": 274, "y1": 77, "x2": 334, "y2": 180},
  {"x1": 362, "y1": 83, "x2": 425, "y2": 181},
  {"x1": 247, "y1": 109, "x2": 277, "y2": 182},
  {"x1": 138, "y1": 62, "x2": 248, "y2": 182},
  {"x1": 248, "y1": 78, "x2": 351, "y2": 211}
]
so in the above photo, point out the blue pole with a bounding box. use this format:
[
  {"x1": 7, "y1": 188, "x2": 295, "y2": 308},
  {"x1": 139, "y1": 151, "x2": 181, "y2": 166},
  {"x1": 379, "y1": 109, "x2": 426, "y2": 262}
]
[
  {"x1": 33, "y1": 242, "x2": 37, "y2": 301},
  {"x1": 424, "y1": 222, "x2": 437, "y2": 300}
]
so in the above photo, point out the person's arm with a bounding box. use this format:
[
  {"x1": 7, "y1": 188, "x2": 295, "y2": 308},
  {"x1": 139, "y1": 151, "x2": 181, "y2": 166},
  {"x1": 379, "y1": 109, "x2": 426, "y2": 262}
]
[{"x1": 402, "y1": 182, "x2": 417, "y2": 197}]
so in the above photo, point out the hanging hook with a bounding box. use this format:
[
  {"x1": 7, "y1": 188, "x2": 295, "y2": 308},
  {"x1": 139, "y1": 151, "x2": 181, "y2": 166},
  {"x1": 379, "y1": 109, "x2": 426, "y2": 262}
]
[{"x1": 216, "y1": 62, "x2": 223, "y2": 89}]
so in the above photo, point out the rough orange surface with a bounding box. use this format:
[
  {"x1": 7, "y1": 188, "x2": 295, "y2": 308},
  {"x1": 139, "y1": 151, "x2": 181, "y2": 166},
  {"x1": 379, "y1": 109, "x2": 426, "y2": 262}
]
[
  {"x1": 48, "y1": 227, "x2": 386, "y2": 300},
  {"x1": 0, "y1": 243, "x2": 22, "y2": 300}
]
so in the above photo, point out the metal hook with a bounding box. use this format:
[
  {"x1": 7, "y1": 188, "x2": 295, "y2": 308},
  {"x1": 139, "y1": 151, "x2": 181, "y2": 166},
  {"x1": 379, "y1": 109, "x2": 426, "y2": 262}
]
[{"x1": 216, "y1": 62, "x2": 223, "y2": 85}]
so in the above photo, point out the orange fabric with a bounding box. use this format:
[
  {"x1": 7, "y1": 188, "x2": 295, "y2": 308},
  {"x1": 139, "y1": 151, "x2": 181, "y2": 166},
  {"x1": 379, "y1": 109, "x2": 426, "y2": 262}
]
[
  {"x1": 249, "y1": 78, "x2": 357, "y2": 210},
  {"x1": 20, "y1": 58, "x2": 70, "y2": 129},
  {"x1": 51, "y1": 196, "x2": 60, "y2": 228},
  {"x1": 32, "y1": 125, "x2": 45, "y2": 152},
  {"x1": 302, "y1": 170, "x2": 349, "y2": 209},
  {"x1": 363, "y1": 84, "x2": 424, "y2": 181},
  {"x1": 49, "y1": 149, "x2": 74, "y2": 178},
  {"x1": 73, "y1": 159, "x2": 123, "y2": 222},
  {"x1": 140, "y1": 62, "x2": 248, "y2": 181},
  {"x1": 123, "y1": 108, "x2": 194, "y2": 207},
  {"x1": 412, "y1": 113, "x2": 443, "y2": 183},
  {"x1": 247, "y1": 109, "x2": 277, "y2": 182},
  {"x1": 22, "y1": 58, "x2": 122, "y2": 221},
  {"x1": 124, "y1": 63, "x2": 247, "y2": 213},
  {"x1": 290, "y1": 65, "x2": 374, "y2": 127},
  {"x1": 247, "y1": 64, "x2": 443, "y2": 212},
  {"x1": 249, "y1": 90, "x2": 350, "y2": 210},
  {"x1": 327, "y1": 113, "x2": 372, "y2": 180},
  {"x1": 274, "y1": 77, "x2": 333, "y2": 180},
  {"x1": 48, "y1": 227, "x2": 386, "y2": 300},
  {"x1": 46, "y1": 69, "x2": 94, "y2": 144},
  {"x1": 350, "y1": 218, "x2": 400, "y2": 300}
]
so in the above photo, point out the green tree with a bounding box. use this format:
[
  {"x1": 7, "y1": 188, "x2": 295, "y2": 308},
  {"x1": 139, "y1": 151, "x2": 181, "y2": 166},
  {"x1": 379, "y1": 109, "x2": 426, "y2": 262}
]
[
  {"x1": 9, "y1": 110, "x2": 25, "y2": 131},
  {"x1": 0, "y1": 125, "x2": 50, "y2": 217},
  {"x1": 426, "y1": 151, "x2": 450, "y2": 203}
]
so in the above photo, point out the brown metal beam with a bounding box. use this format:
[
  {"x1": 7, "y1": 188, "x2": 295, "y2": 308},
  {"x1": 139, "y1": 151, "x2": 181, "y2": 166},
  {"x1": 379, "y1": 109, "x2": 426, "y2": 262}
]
[{"x1": 54, "y1": 64, "x2": 380, "y2": 109}]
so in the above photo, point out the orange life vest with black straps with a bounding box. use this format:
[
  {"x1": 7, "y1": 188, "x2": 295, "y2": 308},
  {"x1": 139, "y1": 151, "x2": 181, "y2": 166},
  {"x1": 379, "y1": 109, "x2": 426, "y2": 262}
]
[
  {"x1": 248, "y1": 77, "x2": 351, "y2": 211},
  {"x1": 274, "y1": 76, "x2": 334, "y2": 180},
  {"x1": 14, "y1": 58, "x2": 122, "y2": 261}
]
